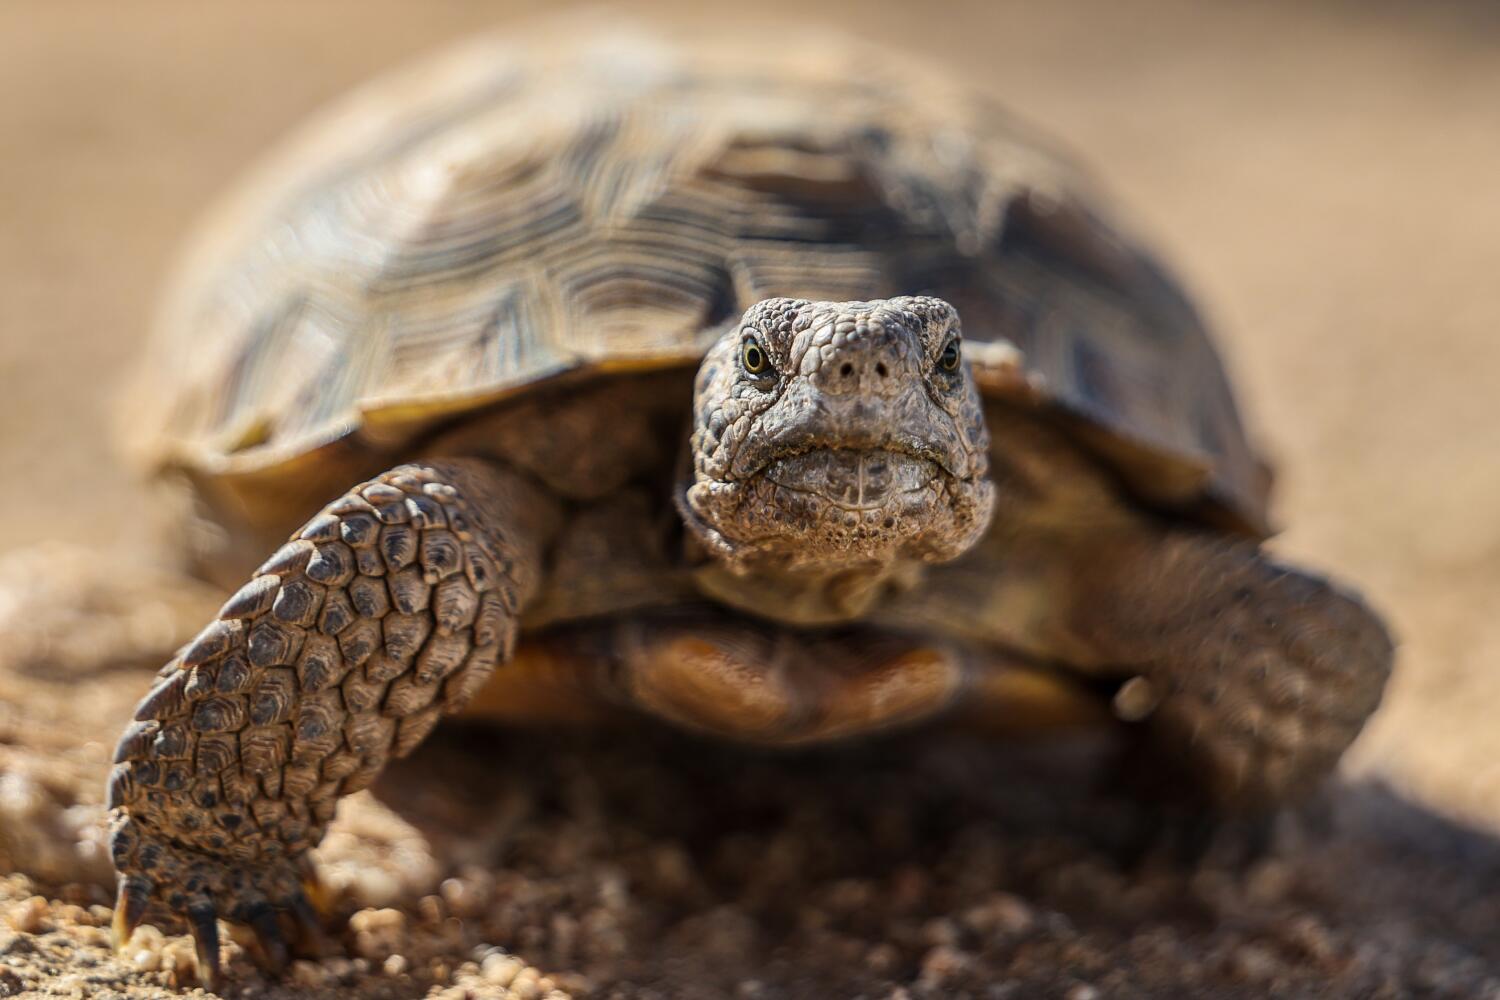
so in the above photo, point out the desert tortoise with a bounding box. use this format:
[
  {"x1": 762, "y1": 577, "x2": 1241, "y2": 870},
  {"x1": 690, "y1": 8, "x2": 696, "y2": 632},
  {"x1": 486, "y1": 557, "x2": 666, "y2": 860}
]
[{"x1": 106, "y1": 29, "x2": 1392, "y2": 987}]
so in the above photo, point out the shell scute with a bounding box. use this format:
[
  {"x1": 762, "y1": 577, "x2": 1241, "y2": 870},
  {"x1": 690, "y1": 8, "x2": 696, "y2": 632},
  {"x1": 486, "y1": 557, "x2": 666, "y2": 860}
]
[{"x1": 133, "y1": 31, "x2": 1269, "y2": 545}]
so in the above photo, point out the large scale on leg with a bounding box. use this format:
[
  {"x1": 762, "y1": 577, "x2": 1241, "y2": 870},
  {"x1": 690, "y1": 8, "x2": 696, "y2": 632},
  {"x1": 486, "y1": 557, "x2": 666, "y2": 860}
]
[{"x1": 107, "y1": 26, "x2": 1393, "y2": 988}]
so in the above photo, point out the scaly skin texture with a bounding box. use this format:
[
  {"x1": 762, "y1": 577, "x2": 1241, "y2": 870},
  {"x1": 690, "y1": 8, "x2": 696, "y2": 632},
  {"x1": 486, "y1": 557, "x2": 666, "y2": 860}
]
[
  {"x1": 1066, "y1": 532, "x2": 1394, "y2": 811},
  {"x1": 106, "y1": 297, "x2": 1394, "y2": 988},
  {"x1": 683, "y1": 297, "x2": 994, "y2": 620},
  {"x1": 873, "y1": 404, "x2": 1396, "y2": 811},
  {"x1": 108, "y1": 460, "x2": 558, "y2": 987}
]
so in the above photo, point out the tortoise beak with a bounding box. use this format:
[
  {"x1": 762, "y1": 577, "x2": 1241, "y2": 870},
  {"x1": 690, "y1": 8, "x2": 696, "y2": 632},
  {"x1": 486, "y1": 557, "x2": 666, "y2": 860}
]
[{"x1": 727, "y1": 379, "x2": 973, "y2": 483}]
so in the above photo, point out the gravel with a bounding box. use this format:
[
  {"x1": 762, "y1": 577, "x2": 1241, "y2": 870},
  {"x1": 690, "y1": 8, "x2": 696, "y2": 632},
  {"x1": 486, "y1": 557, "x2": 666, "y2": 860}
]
[{"x1": 4, "y1": 705, "x2": 1500, "y2": 999}]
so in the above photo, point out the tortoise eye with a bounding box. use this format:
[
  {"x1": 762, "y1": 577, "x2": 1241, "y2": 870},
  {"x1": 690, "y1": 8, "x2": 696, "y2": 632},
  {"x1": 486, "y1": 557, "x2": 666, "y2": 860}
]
[
  {"x1": 939, "y1": 337, "x2": 962, "y2": 372},
  {"x1": 742, "y1": 337, "x2": 770, "y2": 376}
]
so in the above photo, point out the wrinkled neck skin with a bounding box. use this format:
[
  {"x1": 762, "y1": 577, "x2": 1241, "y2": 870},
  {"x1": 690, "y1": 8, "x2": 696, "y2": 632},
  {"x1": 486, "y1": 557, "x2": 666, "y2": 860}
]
[
  {"x1": 685, "y1": 540, "x2": 930, "y2": 625},
  {"x1": 679, "y1": 296, "x2": 995, "y2": 625}
]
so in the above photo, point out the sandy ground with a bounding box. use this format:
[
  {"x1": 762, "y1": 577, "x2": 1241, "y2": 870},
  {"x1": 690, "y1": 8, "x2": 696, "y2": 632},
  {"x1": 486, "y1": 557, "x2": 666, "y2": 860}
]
[{"x1": 2, "y1": 1, "x2": 1499, "y2": 997}]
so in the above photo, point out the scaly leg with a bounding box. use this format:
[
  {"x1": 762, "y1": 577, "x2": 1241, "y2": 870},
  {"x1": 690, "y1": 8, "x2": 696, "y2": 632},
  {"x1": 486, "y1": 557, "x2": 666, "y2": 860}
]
[
  {"x1": 1067, "y1": 531, "x2": 1394, "y2": 812},
  {"x1": 107, "y1": 460, "x2": 559, "y2": 989}
]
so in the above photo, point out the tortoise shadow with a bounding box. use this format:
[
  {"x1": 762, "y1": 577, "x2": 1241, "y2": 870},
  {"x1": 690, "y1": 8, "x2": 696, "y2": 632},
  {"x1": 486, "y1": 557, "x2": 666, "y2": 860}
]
[{"x1": 376, "y1": 723, "x2": 1500, "y2": 994}]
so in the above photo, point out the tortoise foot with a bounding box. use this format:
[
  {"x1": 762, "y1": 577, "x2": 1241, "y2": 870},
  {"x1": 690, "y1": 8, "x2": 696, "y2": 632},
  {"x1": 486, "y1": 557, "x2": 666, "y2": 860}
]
[
  {"x1": 105, "y1": 460, "x2": 551, "y2": 988},
  {"x1": 1077, "y1": 533, "x2": 1394, "y2": 811},
  {"x1": 110, "y1": 815, "x2": 327, "y2": 990}
]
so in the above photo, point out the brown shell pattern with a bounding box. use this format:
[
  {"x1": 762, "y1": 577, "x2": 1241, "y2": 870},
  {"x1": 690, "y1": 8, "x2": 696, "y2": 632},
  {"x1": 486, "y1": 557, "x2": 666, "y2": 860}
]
[{"x1": 130, "y1": 27, "x2": 1270, "y2": 536}]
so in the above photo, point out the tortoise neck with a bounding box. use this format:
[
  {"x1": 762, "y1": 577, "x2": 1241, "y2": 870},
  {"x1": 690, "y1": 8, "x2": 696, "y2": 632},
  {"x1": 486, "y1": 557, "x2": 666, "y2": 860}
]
[{"x1": 688, "y1": 555, "x2": 925, "y2": 626}]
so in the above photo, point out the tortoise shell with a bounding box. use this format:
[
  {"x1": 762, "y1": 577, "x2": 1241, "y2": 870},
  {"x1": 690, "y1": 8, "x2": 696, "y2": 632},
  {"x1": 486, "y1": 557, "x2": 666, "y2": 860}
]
[{"x1": 127, "y1": 27, "x2": 1271, "y2": 552}]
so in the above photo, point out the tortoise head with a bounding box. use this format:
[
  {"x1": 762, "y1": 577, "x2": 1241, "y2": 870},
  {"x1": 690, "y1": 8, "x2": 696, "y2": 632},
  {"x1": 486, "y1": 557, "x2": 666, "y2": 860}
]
[{"x1": 682, "y1": 296, "x2": 994, "y2": 578}]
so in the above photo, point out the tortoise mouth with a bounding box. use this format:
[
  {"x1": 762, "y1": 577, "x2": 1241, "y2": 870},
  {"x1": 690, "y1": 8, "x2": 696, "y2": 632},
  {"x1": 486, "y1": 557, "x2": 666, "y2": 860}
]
[{"x1": 763, "y1": 448, "x2": 940, "y2": 511}]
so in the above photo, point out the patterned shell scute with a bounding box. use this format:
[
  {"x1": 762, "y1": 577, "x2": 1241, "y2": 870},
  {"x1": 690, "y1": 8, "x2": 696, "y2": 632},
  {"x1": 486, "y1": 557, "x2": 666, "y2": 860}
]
[{"x1": 133, "y1": 27, "x2": 1270, "y2": 536}]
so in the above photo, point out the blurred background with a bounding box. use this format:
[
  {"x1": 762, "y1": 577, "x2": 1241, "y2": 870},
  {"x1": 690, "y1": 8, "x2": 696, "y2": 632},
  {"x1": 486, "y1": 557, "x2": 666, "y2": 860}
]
[
  {"x1": 2, "y1": 1, "x2": 1500, "y2": 994},
  {"x1": 4, "y1": 0, "x2": 1498, "y2": 822}
]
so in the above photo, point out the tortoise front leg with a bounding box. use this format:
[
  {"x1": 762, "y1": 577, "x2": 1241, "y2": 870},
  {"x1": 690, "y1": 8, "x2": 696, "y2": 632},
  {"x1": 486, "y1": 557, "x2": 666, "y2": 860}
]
[
  {"x1": 107, "y1": 460, "x2": 559, "y2": 989},
  {"x1": 1067, "y1": 531, "x2": 1394, "y2": 813}
]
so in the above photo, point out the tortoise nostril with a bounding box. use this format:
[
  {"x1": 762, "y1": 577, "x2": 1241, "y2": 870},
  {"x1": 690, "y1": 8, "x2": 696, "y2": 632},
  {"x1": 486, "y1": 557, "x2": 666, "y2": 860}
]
[
  {"x1": 840, "y1": 362, "x2": 854, "y2": 377},
  {"x1": 875, "y1": 362, "x2": 889, "y2": 378}
]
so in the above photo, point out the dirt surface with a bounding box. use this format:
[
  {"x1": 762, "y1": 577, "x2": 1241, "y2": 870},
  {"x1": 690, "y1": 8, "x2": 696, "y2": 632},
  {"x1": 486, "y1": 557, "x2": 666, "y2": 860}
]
[
  {"x1": 2, "y1": 1, "x2": 1500, "y2": 997},
  {"x1": 10, "y1": 727, "x2": 1500, "y2": 1000}
]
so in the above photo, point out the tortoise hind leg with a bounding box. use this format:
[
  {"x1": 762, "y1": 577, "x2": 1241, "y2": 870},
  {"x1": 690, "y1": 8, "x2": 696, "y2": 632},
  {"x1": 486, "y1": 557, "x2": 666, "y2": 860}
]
[{"x1": 107, "y1": 459, "x2": 559, "y2": 990}]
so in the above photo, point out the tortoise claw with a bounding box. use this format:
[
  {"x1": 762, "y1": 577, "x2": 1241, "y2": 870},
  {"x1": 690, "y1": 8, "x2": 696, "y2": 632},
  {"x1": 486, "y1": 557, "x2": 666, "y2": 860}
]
[
  {"x1": 245, "y1": 902, "x2": 290, "y2": 972},
  {"x1": 298, "y1": 863, "x2": 331, "y2": 919},
  {"x1": 186, "y1": 902, "x2": 222, "y2": 991},
  {"x1": 111, "y1": 876, "x2": 150, "y2": 952},
  {"x1": 288, "y1": 884, "x2": 330, "y2": 956},
  {"x1": 1111, "y1": 802, "x2": 1279, "y2": 873}
]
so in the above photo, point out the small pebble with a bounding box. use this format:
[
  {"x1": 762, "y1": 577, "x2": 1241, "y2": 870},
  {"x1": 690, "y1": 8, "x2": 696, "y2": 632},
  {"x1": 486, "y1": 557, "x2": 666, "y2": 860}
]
[
  {"x1": 350, "y1": 907, "x2": 410, "y2": 961},
  {"x1": 55, "y1": 904, "x2": 89, "y2": 926},
  {"x1": 963, "y1": 894, "x2": 1035, "y2": 936},
  {"x1": 4, "y1": 897, "x2": 47, "y2": 934},
  {"x1": 53, "y1": 973, "x2": 85, "y2": 999},
  {"x1": 124, "y1": 924, "x2": 164, "y2": 953},
  {"x1": 1228, "y1": 943, "x2": 1280, "y2": 983},
  {"x1": 920, "y1": 917, "x2": 960, "y2": 947},
  {"x1": 418, "y1": 894, "x2": 448, "y2": 926},
  {"x1": 1280, "y1": 914, "x2": 1337, "y2": 966},
  {"x1": 918, "y1": 944, "x2": 968, "y2": 986},
  {"x1": 511, "y1": 968, "x2": 543, "y2": 1000},
  {"x1": 161, "y1": 938, "x2": 199, "y2": 988},
  {"x1": 482, "y1": 953, "x2": 522, "y2": 987},
  {"x1": 290, "y1": 959, "x2": 330, "y2": 987},
  {"x1": 441, "y1": 873, "x2": 494, "y2": 918},
  {"x1": 1065, "y1": 986, "x2": 1099, "y2": 1000},
  {"x1": 866, "y1": 942, "x2": 900, "y2": 975}
]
